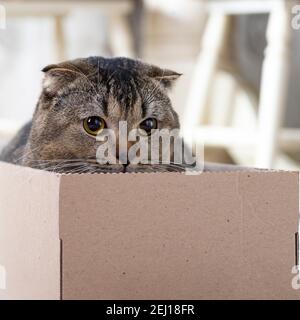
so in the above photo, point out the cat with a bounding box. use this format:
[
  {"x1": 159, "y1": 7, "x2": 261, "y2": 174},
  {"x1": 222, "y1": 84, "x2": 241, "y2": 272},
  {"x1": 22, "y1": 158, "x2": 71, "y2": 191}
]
[{"x1": 0, "y1": 56, "x2": 194, "y2": 173}]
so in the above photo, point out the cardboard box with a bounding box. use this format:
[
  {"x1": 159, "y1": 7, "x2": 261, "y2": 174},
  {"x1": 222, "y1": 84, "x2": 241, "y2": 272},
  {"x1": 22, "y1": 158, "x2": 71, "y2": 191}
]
[{"x1": 0, "y1": 161, "x2": 299, "y2": 300}]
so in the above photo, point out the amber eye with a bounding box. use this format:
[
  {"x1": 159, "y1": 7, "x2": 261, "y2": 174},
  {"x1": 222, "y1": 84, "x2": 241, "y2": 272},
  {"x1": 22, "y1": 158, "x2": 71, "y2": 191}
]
[
  {"x1": 139, "y1": 118, "x2": 158, "y2": 136},
  {"x1": 83, "y1": 116, "x2": 106, "y2": 136}
]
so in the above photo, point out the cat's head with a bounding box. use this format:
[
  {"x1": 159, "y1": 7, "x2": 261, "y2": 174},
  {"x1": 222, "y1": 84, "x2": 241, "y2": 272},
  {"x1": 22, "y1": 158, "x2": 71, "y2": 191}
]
[{"x1": 24, "y1": 57, "x2": 182, "y2": 172}]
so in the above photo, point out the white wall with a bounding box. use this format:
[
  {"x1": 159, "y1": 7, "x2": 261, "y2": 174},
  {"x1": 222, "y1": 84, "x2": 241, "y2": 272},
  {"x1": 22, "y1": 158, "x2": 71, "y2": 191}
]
[{"x1": 0, "y1": 10, "x2": 108, "y2": 127}]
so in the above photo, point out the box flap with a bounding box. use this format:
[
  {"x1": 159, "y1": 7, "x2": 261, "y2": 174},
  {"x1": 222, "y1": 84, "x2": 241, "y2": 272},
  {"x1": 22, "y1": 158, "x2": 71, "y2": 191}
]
[{"x1": 0, "y1": 162, "x2": 61, "y2": 300}]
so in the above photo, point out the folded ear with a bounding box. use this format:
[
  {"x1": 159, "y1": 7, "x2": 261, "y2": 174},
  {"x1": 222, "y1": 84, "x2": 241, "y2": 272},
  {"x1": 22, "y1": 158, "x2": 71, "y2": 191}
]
[
  {"x1": 146, "y1": 65, "x2": 182, "y2": 90},
  {"x1": 41, "y1": 62, "x2": 84, "y2": 97}
]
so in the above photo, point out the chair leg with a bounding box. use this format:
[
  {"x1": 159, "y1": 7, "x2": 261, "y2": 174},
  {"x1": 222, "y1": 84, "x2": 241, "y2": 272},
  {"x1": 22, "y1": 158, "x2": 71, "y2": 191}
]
[
  {"x1": 255, "y1": 1, "x2": 292, "y2": 168},
  {"x1": 54, "y1": 15, "x2": 66, "y2": 62},
  {"x1": 182, "y1": 12, "x2": 230, "y2": 141},
  {"x1": 0, "y1": 4, "x2": 6, "y2": 30}
]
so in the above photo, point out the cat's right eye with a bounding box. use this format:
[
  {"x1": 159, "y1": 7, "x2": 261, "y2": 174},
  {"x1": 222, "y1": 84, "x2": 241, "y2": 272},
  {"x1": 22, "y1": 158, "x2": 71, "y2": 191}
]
[
  {"x1": 83, "y1": 116, "x2": 106, "y2": 136},
  {"x1": 139, "y1": 118, "x2": 158, "y2": 136}
]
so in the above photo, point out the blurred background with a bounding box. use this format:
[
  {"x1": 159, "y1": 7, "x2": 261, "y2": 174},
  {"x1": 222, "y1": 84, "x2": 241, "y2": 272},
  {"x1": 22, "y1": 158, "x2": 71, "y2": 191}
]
[{"x1": 0, "y1": 0, "x2": 299, "y2": 169}]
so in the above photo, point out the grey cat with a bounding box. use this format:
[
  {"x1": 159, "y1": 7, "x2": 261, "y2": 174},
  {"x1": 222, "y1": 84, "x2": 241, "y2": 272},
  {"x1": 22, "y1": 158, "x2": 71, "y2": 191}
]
[{"x1": 0, "y1": 56, "x2": 190, "y2": 173}]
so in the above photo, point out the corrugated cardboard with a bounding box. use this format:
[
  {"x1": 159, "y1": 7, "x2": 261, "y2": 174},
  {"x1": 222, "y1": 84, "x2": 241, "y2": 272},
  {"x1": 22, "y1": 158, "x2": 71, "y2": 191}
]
[{"x1": 0, "y1": 161, "x2": 299, "y2": 300}]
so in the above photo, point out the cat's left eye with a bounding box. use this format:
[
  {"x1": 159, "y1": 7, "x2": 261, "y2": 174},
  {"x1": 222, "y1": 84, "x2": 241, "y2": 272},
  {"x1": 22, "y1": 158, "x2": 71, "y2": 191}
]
[
  {"x1": 83, "y1": 116, "x2": 106, "y2": 136},
  {"x1": 139, "y1": 118, "x2": 158, "y2": 136}
]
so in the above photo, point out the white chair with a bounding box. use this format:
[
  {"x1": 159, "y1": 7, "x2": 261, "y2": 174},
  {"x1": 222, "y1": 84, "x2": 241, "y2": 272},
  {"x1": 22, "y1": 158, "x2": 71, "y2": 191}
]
[
  {"x1": 1, "y1": 0, "x2": 137, "y2": 60},
  {"x1": 183, "y1": 0, "x2": 299, "y2": 169}
]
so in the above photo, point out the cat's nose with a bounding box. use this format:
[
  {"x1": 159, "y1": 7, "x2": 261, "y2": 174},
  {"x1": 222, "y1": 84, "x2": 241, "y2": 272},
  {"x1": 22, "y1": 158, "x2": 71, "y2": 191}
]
[{"x1": 122, "y1": 163, "x2": 129, "y2": 173}]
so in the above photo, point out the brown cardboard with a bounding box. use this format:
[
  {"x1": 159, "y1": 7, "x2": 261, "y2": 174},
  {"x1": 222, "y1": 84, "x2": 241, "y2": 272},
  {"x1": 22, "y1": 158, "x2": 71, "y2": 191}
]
[{"x1": 0, "y1": 161, "x2": 299, "y2": 300}]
